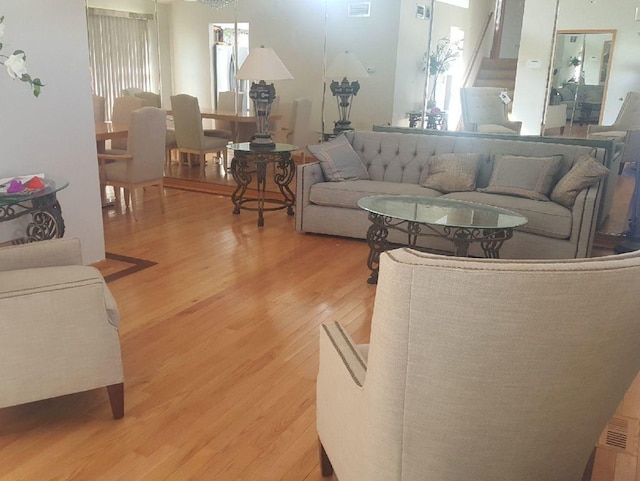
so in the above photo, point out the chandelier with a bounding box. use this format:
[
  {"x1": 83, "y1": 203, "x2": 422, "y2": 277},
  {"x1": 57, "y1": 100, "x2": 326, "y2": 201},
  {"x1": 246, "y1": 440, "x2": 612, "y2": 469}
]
[{"x1": 197, "y1": 0, "x2": 235, "y2": 8}]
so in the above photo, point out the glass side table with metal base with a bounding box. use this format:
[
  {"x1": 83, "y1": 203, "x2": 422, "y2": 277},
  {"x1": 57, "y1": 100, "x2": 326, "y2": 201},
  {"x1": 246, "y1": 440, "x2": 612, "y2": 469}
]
[
  {"x1": 0, "y1": 175, "x2": 69, "y2": 243},
  {"x1": 228, "y1": 142, "x2": 298, "y2": 227},
  {"x1": 358, "y1": 195, "x2": 528, "y2": 284}
]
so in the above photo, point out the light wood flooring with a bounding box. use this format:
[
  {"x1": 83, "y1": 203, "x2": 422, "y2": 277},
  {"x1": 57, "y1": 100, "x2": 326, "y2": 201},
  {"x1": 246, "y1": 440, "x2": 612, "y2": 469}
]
[{"x1": 0, "y1": 185, "x2": 638, "y2": 480}]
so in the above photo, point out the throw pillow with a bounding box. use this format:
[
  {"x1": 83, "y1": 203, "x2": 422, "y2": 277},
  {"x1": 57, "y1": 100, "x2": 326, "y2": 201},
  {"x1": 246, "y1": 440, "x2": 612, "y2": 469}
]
[
  {"x1": 308, "y1": 135, "x2": 370, "y2": 182},
  {"x1": 550, "y1": 155, "x2": 609, "y2": 208},
  {"x1": 478, "y1": 154, "x2": 563, "y2": 201},
  {"x1": 421, "y1": 153, "x2": 481, "y2": 193}
]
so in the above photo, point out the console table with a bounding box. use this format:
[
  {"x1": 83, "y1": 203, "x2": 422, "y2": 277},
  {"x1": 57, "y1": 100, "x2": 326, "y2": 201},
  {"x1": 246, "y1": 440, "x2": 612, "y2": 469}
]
[
  {"x1": 407, "y1": 110, "x2": 449, "y2": 130},
  {"x1": 0, "y1": 176, "x2": 69, "y2": 243},
  {"x1": 358, "y1": 195, "x2": 527, "y2": 284},
  {"x1": 228, "y1": 142, "x2": 297, "y2": 227}
]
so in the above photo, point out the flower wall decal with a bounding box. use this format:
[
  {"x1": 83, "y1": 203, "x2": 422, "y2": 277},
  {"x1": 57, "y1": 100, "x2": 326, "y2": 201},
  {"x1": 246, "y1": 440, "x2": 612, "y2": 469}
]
[{"x1": 0, "y1": 16, "x2": 44, "y2": 97}]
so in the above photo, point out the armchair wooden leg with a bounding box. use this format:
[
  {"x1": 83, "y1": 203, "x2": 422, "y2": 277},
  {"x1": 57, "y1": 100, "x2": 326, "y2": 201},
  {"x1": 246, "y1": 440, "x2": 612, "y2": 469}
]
[
  {"x1": 319, "y1": 439, "x2": 334, "y2": 477},
  {"x1": 106, "y1": 383, "x2": 124, "y2": 419}
]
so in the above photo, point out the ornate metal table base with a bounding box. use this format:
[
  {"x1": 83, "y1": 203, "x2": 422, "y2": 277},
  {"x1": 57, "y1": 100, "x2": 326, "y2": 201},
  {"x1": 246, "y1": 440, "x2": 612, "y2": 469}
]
[
  {"x1": 230, "y1": 149, "x2": 295, "y2": 227},
  {"x1": 365, "y1": 212, "x2": 513, "y2": 285},
  {"x1": 0, "y1": 194, "x2": 65, "y2": 243}
]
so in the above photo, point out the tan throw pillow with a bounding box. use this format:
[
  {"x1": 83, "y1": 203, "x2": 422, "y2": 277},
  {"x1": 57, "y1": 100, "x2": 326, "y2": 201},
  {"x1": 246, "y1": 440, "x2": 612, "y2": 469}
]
[
  {"x1": 550, "y1": 155, "x2": 609, "y2": 208},
  {"x1": 478, "y1": 154, "x2": 563, "y2": 201},
  {"x1": 421, "y1": 153, "x2": 481, "y2": 193}
]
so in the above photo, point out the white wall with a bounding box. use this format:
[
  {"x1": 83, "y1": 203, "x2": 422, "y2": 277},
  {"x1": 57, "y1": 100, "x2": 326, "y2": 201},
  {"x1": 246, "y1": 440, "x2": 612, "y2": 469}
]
[
  {"x1": 500, "y1": 0, "x2": 525, "y2": 58},
  {"x1": 0, "y1": 0, "x2": 105, "y2": 264}
]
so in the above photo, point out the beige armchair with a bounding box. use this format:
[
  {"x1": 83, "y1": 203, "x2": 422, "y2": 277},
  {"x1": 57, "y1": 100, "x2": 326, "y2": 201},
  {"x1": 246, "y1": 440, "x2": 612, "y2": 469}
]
[
  {"x1": 460, "y1": 87, "x2": 522, "y2": 134},
  {"x1": 318, "y1": 248, "x2": 640, "y2": 481},
  {"x1": 0, "y1": 239, "x2": 124, "y2": 419},
  {"x1": 588, "y1": 91, "x2": 640, "y2": 174}
]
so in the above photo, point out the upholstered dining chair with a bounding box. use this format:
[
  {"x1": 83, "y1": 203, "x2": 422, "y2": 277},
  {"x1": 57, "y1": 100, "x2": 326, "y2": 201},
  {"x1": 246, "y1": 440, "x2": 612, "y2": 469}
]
[
  {"x1": 110, "y1": 96, "x2": 145, "y2": 150},
  {"x1": 281, "y1": 97, "x2": 312, "y2": 163},
  {"x1": 460, "y1": 87, "x2": 522, "y2": 134},
  {"x1": 588, "y1": 91, "x2": 640, "y2": 174},
  {"x1": 98, "y1": 107, "x2": 167, "y2": 221},
  {"x1": 170, "y1": 94, "x2": 229, "y2": 171},
  {"x1": 214, "y1": 91, "x2": 244, "y2": 141},
  {"x1": 0, "y1": 238, "x2": 124, "y2": 419},
  {"x1": 134, "y1": 91, "x2": 162, "y2": 108},
  {"x1": 92, "y1": 94, "x2": 106, "y2": 123},
  {"x1": 318, "y1": 248, "x2": 640, "y2": 481}
]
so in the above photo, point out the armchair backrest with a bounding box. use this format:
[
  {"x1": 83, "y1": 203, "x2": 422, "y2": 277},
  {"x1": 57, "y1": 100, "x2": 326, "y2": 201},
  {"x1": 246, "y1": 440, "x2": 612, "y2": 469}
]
[
  {"x1": 126, "y1": 107, "x2": 167, "y2": 182},
  {"x1": 460, "y1": 87, "x2": 509, "y2": 128},
  {"x1": 364, "y1": 248, "x2": 640, "y2": 481},
  {"x1": 170, "y1": 94, "x2": 206, "y2": 150},
  {"x1": 615, "y1": 91, "x2": 640, "y2": 128}
]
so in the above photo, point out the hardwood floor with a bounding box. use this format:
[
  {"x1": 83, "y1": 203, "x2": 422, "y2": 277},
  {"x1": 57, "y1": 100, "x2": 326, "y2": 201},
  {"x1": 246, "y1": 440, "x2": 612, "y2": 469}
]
[
  {"x1": 0, "y1": 185, "x2": 638, "y2": 480},
  {"x1": 0, "y1": 187, "x2": 373, "y2": 480}
]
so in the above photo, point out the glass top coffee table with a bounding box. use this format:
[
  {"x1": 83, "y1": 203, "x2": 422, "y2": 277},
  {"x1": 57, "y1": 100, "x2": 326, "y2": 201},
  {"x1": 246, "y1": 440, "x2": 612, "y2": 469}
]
[{"x1": 358, "y1": 195, "x2": 528, "y2": 284}]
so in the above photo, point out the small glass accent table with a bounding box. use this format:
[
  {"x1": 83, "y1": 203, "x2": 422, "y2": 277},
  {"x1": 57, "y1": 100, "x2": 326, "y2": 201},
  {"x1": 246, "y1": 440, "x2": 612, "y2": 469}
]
[
  {"x1": 228, "y1": 142, "x2": 298, "y2": 227},
  {"x1": 358, "y1": 195, "x2": 528, "y2": 284},
  {"x1": 0, "y1": 176, "x2": 69, "y2": 243}
]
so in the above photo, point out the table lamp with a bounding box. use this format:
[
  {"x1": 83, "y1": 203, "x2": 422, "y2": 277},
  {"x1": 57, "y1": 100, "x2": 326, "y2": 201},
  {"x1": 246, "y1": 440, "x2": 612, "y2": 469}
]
[
  {"x1": 237, "y1": 46, "x2": 293, "y2": 149},
  {"x1": 326, "y1": 51, "x2": 369, "y2": 134}
]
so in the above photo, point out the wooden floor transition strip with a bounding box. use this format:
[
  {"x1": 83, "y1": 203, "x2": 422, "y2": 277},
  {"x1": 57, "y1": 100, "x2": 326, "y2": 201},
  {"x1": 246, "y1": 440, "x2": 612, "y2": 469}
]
[{"x1": 103, "y1": 252, "x2": 157, "y2": 283}]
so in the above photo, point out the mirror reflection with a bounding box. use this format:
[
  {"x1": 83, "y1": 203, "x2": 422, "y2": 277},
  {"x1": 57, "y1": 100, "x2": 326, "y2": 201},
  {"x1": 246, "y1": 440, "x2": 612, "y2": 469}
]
[{"x1": 548, "y1": 30, "x2": 615, "y2": 137}]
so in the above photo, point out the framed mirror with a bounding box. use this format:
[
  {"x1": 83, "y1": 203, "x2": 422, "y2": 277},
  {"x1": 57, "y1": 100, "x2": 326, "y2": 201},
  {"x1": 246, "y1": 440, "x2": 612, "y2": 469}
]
[{"x1": 546, "y1": 29, "x2": 616, "y2": 137}]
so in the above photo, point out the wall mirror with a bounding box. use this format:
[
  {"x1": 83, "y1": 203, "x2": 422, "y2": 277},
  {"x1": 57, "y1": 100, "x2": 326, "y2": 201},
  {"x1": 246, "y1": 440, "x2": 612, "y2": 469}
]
[{"x1": 547, "y1": 29, "x2": 616, "y2": 136}]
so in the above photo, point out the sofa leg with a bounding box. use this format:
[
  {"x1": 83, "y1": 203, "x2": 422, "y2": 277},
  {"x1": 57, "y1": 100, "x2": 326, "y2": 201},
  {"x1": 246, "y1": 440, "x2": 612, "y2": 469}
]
[
  {"x1": 319, "y1": 439, "x2": 334, "y2": 477},
  {"x1": 106, "y1": 383, "x2": 124, "y2": 419}
]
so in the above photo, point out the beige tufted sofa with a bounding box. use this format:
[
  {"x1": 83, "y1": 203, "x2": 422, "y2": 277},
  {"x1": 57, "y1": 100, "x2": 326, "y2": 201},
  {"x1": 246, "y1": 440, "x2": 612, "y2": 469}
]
[{"x1": 296, "y1": 130, "x2": 609, "y2": 259}]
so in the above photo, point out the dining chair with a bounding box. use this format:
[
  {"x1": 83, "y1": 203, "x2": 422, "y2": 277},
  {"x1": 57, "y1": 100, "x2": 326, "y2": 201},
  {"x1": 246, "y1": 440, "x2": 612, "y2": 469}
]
[
  {"x1": 134, "y1": 91, "x2": 162, "y2": 108},
  {"x1": 92, "y1": 94, "x2": 106, "y2": 123},
  {"x1": 110, "y1": 96, "x2": 145, "y2": 150},
  {"x1": 98, "y1": 107, "x2": 167, "y2": 221},
  {"x1": 170, "y1": 94, "x2": 229, "y2": 171},
  {"x1": 460, "y1": 87, "x2": 522, "y2": 134},
  {"x1": 281, "y1": 97, "x2": 312, "y2": 164},
  {"x1": 215, "y1": 91, "x2": 244, "y2": 141}
]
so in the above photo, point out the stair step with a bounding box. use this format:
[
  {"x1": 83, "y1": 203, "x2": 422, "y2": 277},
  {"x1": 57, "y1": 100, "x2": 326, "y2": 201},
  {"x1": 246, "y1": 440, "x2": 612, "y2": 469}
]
[
  {"x1": 473, "y1": 78, "x2": 515, "y2": 90},
  {"x1": 476, "y1": 69, "x2": 516, "y2": 80},
  {"x1": 480, "y1": 57, "x2": 518, "y2": 69}
]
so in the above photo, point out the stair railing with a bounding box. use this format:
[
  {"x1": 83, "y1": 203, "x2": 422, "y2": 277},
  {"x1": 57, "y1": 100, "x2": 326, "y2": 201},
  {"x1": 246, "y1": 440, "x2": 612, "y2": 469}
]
[{"x1": 461, "y1": 11, "x2": 494, "y2": 89}]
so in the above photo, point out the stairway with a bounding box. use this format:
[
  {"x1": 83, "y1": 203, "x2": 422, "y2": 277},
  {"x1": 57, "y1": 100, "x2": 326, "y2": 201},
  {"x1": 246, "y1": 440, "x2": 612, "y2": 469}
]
[{"x1": 473, "y1": 57, "x2": 517, "y2": 103}]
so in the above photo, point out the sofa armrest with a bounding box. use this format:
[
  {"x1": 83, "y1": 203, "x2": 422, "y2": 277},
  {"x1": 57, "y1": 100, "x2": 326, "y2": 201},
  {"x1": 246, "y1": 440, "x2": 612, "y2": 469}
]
[
  {"x1": 317, "y1": 322, "x2": 367, "y2": 478},
  {"x1": 295, "y1": 161, "x2": 325, "y2": 231},
  {"x1": 0, "y1": 238, "x2": 83, "y2": 273}
]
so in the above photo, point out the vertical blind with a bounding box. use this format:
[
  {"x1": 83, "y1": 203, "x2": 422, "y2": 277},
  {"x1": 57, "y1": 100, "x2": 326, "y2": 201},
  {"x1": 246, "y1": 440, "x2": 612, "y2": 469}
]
[{"x1": 87, "y1": 9, "x2": 153, "y2": 121}]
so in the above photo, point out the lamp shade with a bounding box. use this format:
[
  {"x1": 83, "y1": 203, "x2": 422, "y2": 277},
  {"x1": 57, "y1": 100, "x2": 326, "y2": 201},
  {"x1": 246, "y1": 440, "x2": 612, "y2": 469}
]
[
  {"x1": 237, "y1": 47, "x2": 294, "y2": 81},
  {"x1": 326, "y1": 51, "x2": 369, "y2": 80}
]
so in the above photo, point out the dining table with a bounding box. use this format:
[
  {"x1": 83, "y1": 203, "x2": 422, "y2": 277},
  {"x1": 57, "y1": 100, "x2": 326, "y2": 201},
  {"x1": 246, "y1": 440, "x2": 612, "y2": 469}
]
[{"x1": 167, "y1": 108, "x2": 282, "y2": 143}]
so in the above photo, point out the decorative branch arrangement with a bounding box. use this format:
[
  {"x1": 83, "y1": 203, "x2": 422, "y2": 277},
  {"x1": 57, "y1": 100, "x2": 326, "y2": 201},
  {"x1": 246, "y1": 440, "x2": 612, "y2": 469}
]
[
  {"x1": 0, "y1": 16, "x2": 44, "y2": 97},
  {"x1": 422, "y1": 37, "x2": 460, "y2": 108}
]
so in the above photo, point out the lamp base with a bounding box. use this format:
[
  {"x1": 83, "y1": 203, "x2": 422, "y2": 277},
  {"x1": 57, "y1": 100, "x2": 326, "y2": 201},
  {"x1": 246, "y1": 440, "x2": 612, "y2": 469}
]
[
  {"x1": 333, "y1": 120, "x2": 354, "y2": 134},
  {"x1": 249, "y1": 133, "x2": 276, "y2": 149}
]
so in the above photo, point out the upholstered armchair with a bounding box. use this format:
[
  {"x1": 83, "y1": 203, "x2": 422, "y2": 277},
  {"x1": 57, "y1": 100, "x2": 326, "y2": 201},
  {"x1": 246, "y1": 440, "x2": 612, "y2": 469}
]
[
  {"x1": 317, "y1": 248, "x2": 640, "y2": 481},
  {"x1": 588, "y1": 91, "x2": 640, "y2": 174},
  {"x1": 0, "y1": 239, "x2": 124, "y2": 419},
  {"x1": 460, "y1": 86, "x2": 522, "y2": 134}
]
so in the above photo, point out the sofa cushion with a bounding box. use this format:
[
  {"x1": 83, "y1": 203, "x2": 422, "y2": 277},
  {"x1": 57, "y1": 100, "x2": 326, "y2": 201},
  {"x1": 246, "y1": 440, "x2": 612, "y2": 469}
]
[
  {"x1": 478, "y1": 154, "x2": 563, "y2": 201},
  {"x1": 443, "y1": 191, "x2": 572, "y2": 239},
  {"x1": 550, "y1": 155, "x2": 609, "y2": 208},
  {"x1": 422, "y1": 153, "x2": 480, "y2": 193},
  {"x1": 308, "y1": 135, "x2": 370, "y2": 182},
  {"x1": 309, "y1": 180, "x2": 442, "y2": 209}
]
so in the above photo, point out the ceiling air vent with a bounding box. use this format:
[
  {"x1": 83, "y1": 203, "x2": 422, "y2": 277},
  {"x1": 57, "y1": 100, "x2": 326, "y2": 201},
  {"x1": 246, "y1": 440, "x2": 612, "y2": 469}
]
[{"x1": 348, "y1": 2, "x2": 371, "y2": 17}]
